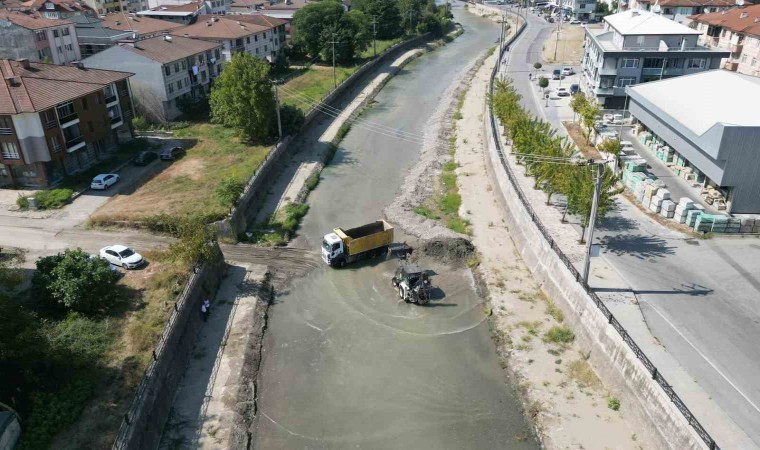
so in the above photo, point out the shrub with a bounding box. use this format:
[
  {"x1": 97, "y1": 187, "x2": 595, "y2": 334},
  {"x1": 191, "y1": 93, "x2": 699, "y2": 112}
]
[
  {"x1": 280, "y1": 203, "x2": 309, "y2": 234},
  {"x1": 305, "y1": 172, "x2": 320, "y2": 191},
  {"x1": 336, "y1": 123, "x2": 352, "y2": 141},
  {"x1": 545, "y1": 298, "x2": 564, "y2": 322},
  {"x1": 35, "y1": 188, "x2": 73, "y2": 210},
  {"x1": 608, "y1": 396, "x2": 621, "y2": 411},
  {"x1": 43, "y1": 313, "x2": 114, "y2": 366},
  {"x1": 215, "y1": 177, "x2": 245, "y2": 208},
  {"x1": 414, "y1": 206, "x2": 440, "y2": 220},
  {"x1": 439, "y1": 192, "x2": 461, "y2": 214},
  {"x1": 131, "y1": 115, "x2": 150, "y2": 131},
  {"x1": 166, "y1": 215, "x2": 219, "y2": 266},
  {"x1": 16, "y1": 194, "x2": 29, "y2": 210},
  {"x1": 543, "y1": 325, "x2": 575, "y2": 344}
]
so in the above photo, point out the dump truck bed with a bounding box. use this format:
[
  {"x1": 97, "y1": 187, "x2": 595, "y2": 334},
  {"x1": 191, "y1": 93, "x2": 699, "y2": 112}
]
[{"x1": 334, "y1": 220, "x2": 393, "y2": 257}]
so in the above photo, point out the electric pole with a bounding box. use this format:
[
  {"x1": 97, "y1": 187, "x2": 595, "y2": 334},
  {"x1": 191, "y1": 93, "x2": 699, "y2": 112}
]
[
  {"x1": 371, "y1": 15, "x2": 378, "y2": 57},
  {"x1": 582, "y1": 162, "x2": 604, "y2": 285},
  {"x1": 274, "y1": 82, "x2": 282, "y2": 141},
  {"x1": 329, "y1": 35, "x2": 337, "y2": 88}
]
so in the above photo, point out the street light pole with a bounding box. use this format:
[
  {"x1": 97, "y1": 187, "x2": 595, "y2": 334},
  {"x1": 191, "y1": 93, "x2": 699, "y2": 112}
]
[
  {"x1": 329, "y1": 35, "x2": 337, "y2": 88},
  {"x1": 582, "y1": 162, "x2": 604, "y2": 285},
  {"x1": 371, "y1": 15, "x2": 378, "y2": 57}
]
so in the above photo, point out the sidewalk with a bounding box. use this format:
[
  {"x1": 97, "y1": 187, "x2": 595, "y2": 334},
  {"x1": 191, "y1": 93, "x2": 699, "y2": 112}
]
[{"x1": 159, "y1": 263, "x2": 269, "y2": 449}]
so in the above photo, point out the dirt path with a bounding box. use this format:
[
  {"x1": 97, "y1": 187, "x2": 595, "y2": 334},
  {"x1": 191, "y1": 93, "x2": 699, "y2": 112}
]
[{"x1": 455, "y1": 49, "x2": 657, "y2": 449}]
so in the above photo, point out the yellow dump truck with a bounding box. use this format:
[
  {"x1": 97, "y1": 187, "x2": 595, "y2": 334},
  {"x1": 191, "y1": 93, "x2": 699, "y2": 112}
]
[{"x1": 321, "y1": 220, "x2": 394, "y2": 267}]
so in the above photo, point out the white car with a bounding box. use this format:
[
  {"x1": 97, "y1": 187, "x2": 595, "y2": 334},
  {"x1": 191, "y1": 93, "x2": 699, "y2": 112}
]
[
  {"x1": 99, "y1": 245, "x2": 145, "y2": 269},
  {"x1": 570, "y1": 19, "x2": 581, "y2": 24},
  {"x1": 91, "y1": 173, "x2": 120, "y2": 190},
  {"x1": 556, "y1": 87, "x2": 570, "y2": 97},
  {"x1": 561, "y1": 67, "x2": 575, "y2": 76}
]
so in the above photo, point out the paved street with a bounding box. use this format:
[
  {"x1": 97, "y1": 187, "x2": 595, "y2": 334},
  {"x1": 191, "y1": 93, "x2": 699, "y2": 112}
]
[{"x1": 503, "y1": 9, "x2": 760, "y2": 447}]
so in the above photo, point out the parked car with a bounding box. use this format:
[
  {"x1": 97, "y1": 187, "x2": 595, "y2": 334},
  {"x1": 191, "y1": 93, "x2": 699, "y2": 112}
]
[
  {"x1": 90, "y1": 173, "x2": 120, "y2": 190},
  {"x1": 133, "y1": 151, "x2": 158, "y2": 166},
  {"x1": 603, "y1": 113, "x2": 614, "y2": 123},
  {"x1": 570, "y1": 19, "x2": 581, "y2": 24},
  {"x1": 562, "y1": 67, "x2": 575, "y2": 76},
  {"x1": 569, "y1": 83, "x2": 580, "y2": 94},
  {"x1": 160, "y1": 146, "x2": 185, "y2": 161},
  {"x1": 580, "y1": 21, "x2": 588, "y2": 26},
  {"x1": 99, "y1": 245, "x2": 145, "y2": 269},
  {"x1": 611, "y1": 113, "x2": 624, "y2": 124},
  {"x1": 551, "y1": 69, "x2": 564, "y2": 80},
  {"x1": 556, "y1": 87, "x2": 570, "y2": 97}
]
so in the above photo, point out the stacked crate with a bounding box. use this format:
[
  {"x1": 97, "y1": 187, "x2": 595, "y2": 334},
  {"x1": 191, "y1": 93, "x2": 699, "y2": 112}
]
[
  {"x1": 725, "y1": 218, "x2": 741, "y2": 233},
  {"x1": 649, "y1": 188, "x2": 670, "y2": 214},
  {"x1": 686, "y1": 207, "x2": 704, "y2": 228},
  {"x1": 660, "y1": 199, "x2": 676, "y2": 218},
  {"x1": 642, "y1": 184, "x2": 658, "y2": 210},
  {"x1": 694, "y1": 213, "x2": 715, "y2": 232},
  {"x1": 674, "y1": 197, "x2": 695, "y2": 224},
  {"x1": 710, "y1": 215, "x2": 729, "y2": 233},
  {"x1": 741, "y1": 217, "x2": 756, "y2": 233}
]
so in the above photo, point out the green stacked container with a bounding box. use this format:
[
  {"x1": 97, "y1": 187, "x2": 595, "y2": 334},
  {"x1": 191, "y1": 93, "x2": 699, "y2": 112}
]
[{"x1": 686, "y1": 209, "x2": 702, "y2": 228}]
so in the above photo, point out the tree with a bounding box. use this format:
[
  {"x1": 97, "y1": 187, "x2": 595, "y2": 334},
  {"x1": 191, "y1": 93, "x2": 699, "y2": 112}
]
[
  {"x1": 569, "y1": 92, "x2": 588, "y2": 123},
  {"x1": 177, "y1": 93, "x2": 210, "y2": 120},
  {"x1": 536, "y1": 137, "x2": 575, "y2": 204},
  {"x1": 598, "y1": 138, "x2": 623, "y2": 173},
  {"x1": 533, "y1": 62, "x2": 542, "y2": 71},
  {"x1": 32, "y1": 249, "x2": 120, "y2": 315},
  {"x1": 292, "y1": 0, "x2": 345, "y2": 58},
  {"x1": 319, "y1": 10, "x2": 372, "y2": 63},
  {"x1": 210, "y1": 53, "x2": 276, "y2": 143},
  {"x1": 277, "y1": 104, "x2": 305, "y2": 137},
  {"x1": 167, "y1": 215, "x2": 219, "y2": 266},
  {"x1": 131, "y1": 82, "x2": 168, "y2": 125},
  {"x1": 565, "y1": 165, "x2": 622, "y2": 242},
  {"x1": 580, "y1": 100, "x2": 601, "y2": 144},
  {"x1": 538, "y1": 76, "x2": 549, "y2": 94},
  {"x1": 353, "y1": 0, "x2": 403, "y2": 39},
  {"x1": 215, "y1": 177, "x2": 245, "y2": 208}
]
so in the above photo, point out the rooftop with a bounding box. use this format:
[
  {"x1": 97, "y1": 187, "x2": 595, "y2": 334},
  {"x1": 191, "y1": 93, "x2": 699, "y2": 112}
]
[
  {"x1": 626, "y1": 70, "x2": 760, "y2": 135},
  {"x1": 0, "y1": 59, "x2": 132, "y2": 114},
  {"x1": 150, "y1": 0, "x2": 203, "y2": 12},
  {"x1": 689, "y1": 4, "x2": 760, "y2": 36},
  {"x1": 21, "y1": 0, "x2": 94, "y2": 13},
  {"x1": 636, "y1": 0, "x2": 735, "y2": 6},
  {"x1": 117, "y1": 35, "x2": 221, "y2": 63},
  {"x1": 172, "y1": 14, "x2": 277, "y2": 39},
  {"x1": 0, "y1": 10, "x2": 71, "y2": 29},
  {"x1": 587, "y1": 26, "x2": 718, "y2": 51},
  {"x1": 100, "y1": 12, "x2": 184, "y2": 34},
  {"x1": 605, "y1": 10, "x2": 701, "y2": 35},
  {"x1": 136, "y1": 9, "x2": 197, "y2": 17}
]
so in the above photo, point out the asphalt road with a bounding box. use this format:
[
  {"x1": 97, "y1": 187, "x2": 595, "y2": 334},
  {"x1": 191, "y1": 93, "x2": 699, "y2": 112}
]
[
  {"x1": 253, "y1": 7, "x2": 537, "y2": 449},
  {"x1": 505, "y1": 10, "x2": 760, "y2": 446}
]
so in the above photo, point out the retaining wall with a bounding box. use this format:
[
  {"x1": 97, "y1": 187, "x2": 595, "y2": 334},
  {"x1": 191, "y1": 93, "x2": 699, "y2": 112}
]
[
  {"x1": 112, "y1": 249, "x2": 226, "y2": 450},
  {"x1": 483, "y1": 16, "x2": 710, "y2": 450},
  {"x1": 216, "y1": 34, "x2": 431, "y2": 240}
]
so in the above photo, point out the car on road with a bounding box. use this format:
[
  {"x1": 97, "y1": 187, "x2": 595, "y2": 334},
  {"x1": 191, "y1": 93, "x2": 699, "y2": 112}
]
[
  {"x1": 551, "y1": 69, "x2": 564, "y2": 80},
  {"x1": 160, "y1": 146, "x2": 185, "y2": 161},
  {"x1": 569, "y1": 83, "x2": 580, "y2": 94},
  {"x1": 133, "y1": 151, "x2": 158, "y2": 166},
  {"x1": 561, "y1": 67, "x2": 575, "y2": 76},
  {"x1": 99, "y1": 245, "x2": 145, "y2": 269},
  {"x1": 556, "y1": 87, "x2": 570, "y2": 97},
  {"x1": 90, "y1": 173, "x2": 120, "y2": 190},
  {"x1": 580, "y1": 21, "x2": 587, "y2": 26},
  {"x1": 570, "y1": 19, "x2": 581, "y2": 24}
]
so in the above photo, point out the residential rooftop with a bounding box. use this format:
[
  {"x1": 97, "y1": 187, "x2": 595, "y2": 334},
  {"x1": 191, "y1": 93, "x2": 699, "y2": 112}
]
[
  {"x1": 605, "y1": 10, "x2": 702, "y2": 35},
  {"x1": 626, "y1": 70, "x2": 760, "y2": 135},
  {"x1": 116, "y1": 35, "x2": 222, "y2": 64},
  {"x1": 635, "y1": 0, "x2": 735, "y2": 6},
  {"x1": 149, "y1": 0, "x2": 203, "y2": 12},
  {"x1": 587, "y1": 26, "x2": 714, "y2": 51},
  {"x1": 689, "y1": 4, "x2": 760, "y2": 36},
  {"x1": 0, "y1": 10, "x2": 71, "y2": 29},
  {"x1": 0, "y1": 59, "x2": 132, "y2": 114},
  {"x1": 100, "y1": 12, "x2": 184, "y2": 34},
  {"x1": 136, "y1": 9, "x2": 197, "y2": 17},
  {"x1": 21, "y1": 0, "x2": 94, "y2": 13},
  {"x1": 172, "y1": 14, "x2": 279, "y2": 39}
]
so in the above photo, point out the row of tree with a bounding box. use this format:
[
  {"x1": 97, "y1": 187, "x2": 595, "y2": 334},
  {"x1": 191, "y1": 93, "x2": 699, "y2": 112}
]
[
  {"x1": 491, "y1": 79, "x2": 622, "y2": 240},
  {"x1": 291, "y1": 0, "x2": 452, "y2": 63}
]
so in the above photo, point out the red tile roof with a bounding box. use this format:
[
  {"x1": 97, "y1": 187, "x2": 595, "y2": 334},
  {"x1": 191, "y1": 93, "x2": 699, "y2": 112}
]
[
  {"x1": 118, "y1": 35, "x2": 222, "y2": 63},
  {"x1": 21, "y1": 0, "x2": 94, "y2": 14},
  {"x1": 637, "y1": 0, "x2": 734, "y2": 6},
  {"x1": 0, "y1": 59, "x2": 132, "y2": 114},
  {"x1": 172, "y1": 14, "x2": 275, "y2": 39},
  {"x1": 151, "y1": 0, "x2": 203, "y2": 12},
  {"x1": 689, "y1": 4, "x2": 760, "y2": 36},
  {"x1": 100, "y1": 12, "x2": 184, "y2": 34},
  {"x1": 0, "y1": 10, "x2": 71, "y2": 29}
]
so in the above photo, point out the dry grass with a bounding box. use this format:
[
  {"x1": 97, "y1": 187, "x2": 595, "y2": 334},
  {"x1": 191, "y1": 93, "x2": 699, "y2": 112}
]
[
  {"x1": 568, "y1": 358, "x2": 602, "y2": 390},
  {"x1": 91, "y1": 123, "x2": 271, "y2": 223},
  {"x1": 542, "y1": 25, "x2": 585, "y2": 64},
  {"x1": 564, "y1": 121, "x2": 602, "y2": 159}
]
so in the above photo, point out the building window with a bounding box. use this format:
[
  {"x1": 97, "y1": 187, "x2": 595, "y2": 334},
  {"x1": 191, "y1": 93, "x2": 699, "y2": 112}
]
[
  {"x1": 41, "y1": 109, "x2": 55, "y2": 127},
  {"x1": 254, "y1": 34, "x2": 258, "y2": 42},
  {"x1": 753, "y1": 58, "x2": 758, "y2": 67},
  {"x1": 215, "y1": 49, "x2": 220, "y2": 59},
  {"x1": 168, "y1": 84, "x2": 174, "y2": 94},
  {"x1": 0, "y1": 164, "x2": 7, "y2": 177},
  {"x1": 181, "y1": 60, "x2": 186, "y2": 70},
  {"x1": 643, "y1": 57, "x2": 664, "y2": 68},
  {"x1": 1, "y1": 142, "x2": 20, "y2": 160},
  {"x1": 201, "y1": 71, "x2": 207, "y2": 82},
  {"x1": 264, "y1": 45, "x2": 267, "y2": 52},
  {"x1": 666, "y1": 58, "x2": 682, "y2": 69},
  {"x1": 255, "y1": 48, "x2": 259, "y2": 54},
  {"x1": 177, "y1": 81, "x2": 182, "y2": 90},
  {"x1": 246, "y1": 37, "x2": 250, "y2": 44},
  {"x1": 165, "y1": 65, "x2": 171, "y2": 76},
  {"x1": 174, "y1": 62, "x2": 179, "y2": 73},
  {"x1": 62, "y1": 27, "x2": 70, "y2": 36},
  {"x1": 617, "y1": 77, "x2": 636, "y2": 87},
  {"x1": 56, "y1": 102, "x2": 76, "y2": 122},
  {"x1": 57, "y1": 46, "x2": 62, "y2": 54},
  {"x1": 636, "y1": 35, "x2": 645, "y2": 45},
  {"x1": 53, "y1": 29, "x2": 59, "y2": 38},
  {"x1": 50, "y1": 135, "x2": 62, "y2": 152},
  {"x1": 37, "y1": 49, "x2": 47, "y2": 60},
  {"x1": 742, "y1": 54, "x2": 748, "y2": 63},
  {"x1": 36, "y1": 31, "x2": 46, "y2": 41},
  {"x1": 0, "y1": 116, "x2": 11, "y2": 131},
  {"x1": 65, "y1": 44, "x2": 73, "y2": 51},
  {"x1": 687, "y1": 58, "x2": 705, "y2": 69},
  {"x1": 621, "y1": 58, "x2": 639, "y2": 68},
  {"x1": 184, "y1": 78, "x2": 189, "y2": 87}
]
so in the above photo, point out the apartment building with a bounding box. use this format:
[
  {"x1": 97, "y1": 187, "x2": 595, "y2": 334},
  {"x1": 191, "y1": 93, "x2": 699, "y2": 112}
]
[
  {"x1": 689, "y1": 4, "x2": 760, "y2": 76},
  {"x1": 581, "y1": 10, "x2": 729, "y2": 108},
  {"x1": 21, "y1": 0, "x2": 96, "y2": 20},
  {"x1": 0, "y1": 12, "x2": 81, "y2": 64},
  {"x1": 136, "y1": 2, "x2": 205, "y2": 23},
  {"x1": 74, "y1": 13, "x2": 184, "y2": 57},
  {"x1": 81, "y1": 0, "x2": 147, "y2": 15},
  {"x1": 172, "y1": 14, "x2": 286, "y2": 62},
  {"x1": 82, "y1": 35, "x2": 223, "y2": 121},
  {"x1": 559, "y1": 0, "x2": 597, "y2": 20},
  {"x1": 0, "y1": 58, "x2": 134, "y2": 187},
  {"x1": 628, "y1": 0, "x2": 737, "y2": 24}
]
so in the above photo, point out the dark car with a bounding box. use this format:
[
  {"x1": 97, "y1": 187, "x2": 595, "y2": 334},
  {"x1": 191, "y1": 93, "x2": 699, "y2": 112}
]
[
  {"x1": 133, "y1": 151, "x2": 158, "y2": 166},
  {"x1": 160, "y1": 146, "x2": 185, "y2": 161},
  {"x1": 552, "y1": 69, "x2": 563, "y2": 80},
  {"x1": 570, "y1": 84, "x2": 580, "y2": 95}
]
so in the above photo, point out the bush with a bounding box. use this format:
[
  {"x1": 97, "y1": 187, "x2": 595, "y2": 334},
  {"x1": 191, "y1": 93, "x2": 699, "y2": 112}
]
[
  {"x1": 131, "y1": 115, "x2": 150, "y2": 131},
  {"x1": 16, "y1": 194, "x2": 29, "y2": 210},
  {"x1": 305, "y1": 172, "x2": 320, "y2": 191},
  {"x1": 607, "y1": 396, "x2": 621, "y2": 411},
  {"x1": 543, "y1": 325, "x2": 575, "y2": 344},
  {"x1": 414, "y1": 206, "x2": 440, "y2": 220},
  {"x1": 336, "y1": 123, "x2": 352, "y2": 141},
  {"x1": 439, "y1": 192, "x2": 461, "y2": 214},
  {"x1": 35, "y1": 188, "x2": 73, "y2": 210},
  {"x1": 43, "y1": 313, "x2": 114, "y2": 366},
  {"x1": 279, "y1": 104, "x2": 306, "y2": 137},
  {"x1": 215, "y1": 177, "x2": 245, "y2": 208},
  {"x1": 166, "y1": 215, "x2": 219, "y2": 266},
  {"x1": 33, "y1": 249, "x2": 120, "y2": 315}
]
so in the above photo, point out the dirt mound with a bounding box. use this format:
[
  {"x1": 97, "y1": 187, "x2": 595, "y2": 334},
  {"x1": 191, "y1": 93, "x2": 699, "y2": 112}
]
[{"x1": 419, "y1": 238, "x2": 475, "y2": 266}]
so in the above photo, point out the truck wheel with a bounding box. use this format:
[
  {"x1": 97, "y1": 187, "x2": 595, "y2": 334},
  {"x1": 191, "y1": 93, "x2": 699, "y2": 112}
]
[{"x1": 338, "y1": 259, "x2": 345, "y2": 268}]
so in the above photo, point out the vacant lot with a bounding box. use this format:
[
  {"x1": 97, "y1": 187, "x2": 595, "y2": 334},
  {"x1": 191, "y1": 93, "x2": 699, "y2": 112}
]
[
  {"x1": 542, "y1": 24, "x2": 585, "y2": 64},
  {"x1": 91, "y1": 123, "x2": 270, "y2": 224}
]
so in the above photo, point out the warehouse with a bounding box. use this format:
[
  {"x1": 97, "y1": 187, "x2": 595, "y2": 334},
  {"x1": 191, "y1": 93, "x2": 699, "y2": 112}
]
[{"x1": 625, "y1": 70, "x2": 760, "y2": 214}]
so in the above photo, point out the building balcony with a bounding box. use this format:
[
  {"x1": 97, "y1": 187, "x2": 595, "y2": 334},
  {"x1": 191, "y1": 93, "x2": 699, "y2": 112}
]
[
  {"x1": 105, "y1": 94, "x2": 118, "y2": 104},
  {"x1": 58, "y1": 111, "x2": 78, "y2": 125},
  {"x1": 731, "y1": 43, "x2": 743, "y2": 54},
  {"x1": 65, "y1": 135, "x2": 83, "y2": 149},
  {"x1": 44, "y1": 120, "x2": 57, "y2": 130},
  {"x1": 110, "y1": 115, "x2": 122, "y2": 125},
  {"x1": 0, "y1": 127, "x2": 11, "y2": 136},
  {"x1": 724, "y1": 61, "x2": 738, "y2": 71},
  {"x1": 596, "y1": 86, "x2": 615, "y2": 95}
]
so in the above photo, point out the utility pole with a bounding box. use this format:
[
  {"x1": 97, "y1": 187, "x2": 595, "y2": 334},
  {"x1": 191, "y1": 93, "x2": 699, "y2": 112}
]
[
  {"x1": 582, "y1": 162, "x2": 604, "y2": 285},
  {"x1": 274, "y1": 82, "x2": 282, "y2": 141},
  {"x1": 371, "y1": 15, "x2": 378, "y2": 57},
  {"x1": 329, "y1": 35, "x2": 337, "y2": 89}
]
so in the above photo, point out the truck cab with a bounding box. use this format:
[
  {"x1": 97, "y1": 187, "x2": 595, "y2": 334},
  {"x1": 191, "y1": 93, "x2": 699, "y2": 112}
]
[{"x1": 322, "y1": 232, "x2": 344, "y2": 266}]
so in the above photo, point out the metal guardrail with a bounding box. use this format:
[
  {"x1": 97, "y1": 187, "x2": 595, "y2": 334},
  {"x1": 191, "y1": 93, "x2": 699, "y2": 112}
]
[
  {"x1": 489, "y1": 14, "x2": 719, "y2": 450},
  {"x1": 111, "y1": 264, "x2": 206, "y2": 450}
]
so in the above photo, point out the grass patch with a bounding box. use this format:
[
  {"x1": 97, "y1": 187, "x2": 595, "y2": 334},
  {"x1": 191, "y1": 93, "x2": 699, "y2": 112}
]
[
  {"x1": 545, "y1": 298, "x2": 564, "y2": 323},
  {"x1": 247, "y1": 202, "x2": 310, "y2": 245},
  {"x1": 305, "y1": 172, "x2": 320, "y2": 191},
  {"x1": 34, "y1": 188, "x2": 73, "y2": 210},
  {"x1": 91, "y1": 123, "x2": 271, "y2": 225},
  {"x1": 567, "y1": 359, "x2": 601, "y2": 390},
  {"x1": 516, "y1": 320, "x2": 542, "y2": 336},
  {"x1": 607, "y1": 396, "x2": 621, "y2": 411},
  {"x1": 414, "y1": 206, "x2": 440, "y2": 220},
  {"x1": 543, "y1": 325, "x2": 575, "y2": 344}
]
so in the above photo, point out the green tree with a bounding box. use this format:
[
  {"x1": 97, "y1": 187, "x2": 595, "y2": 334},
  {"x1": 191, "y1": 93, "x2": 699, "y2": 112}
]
[
  {"x1": 215, "y1": 177, "x2": 245, "y2": 208},
  {"x1": 353, "y1": 0, "x2": 403, "y2": 39},
  {"x1": 319, "y1": 10, "x2": 372, "y2": 63},
  {"x1": 167, "y1": 215, "x2": 219, "y2": 266},
  {"x1": 538, "y1": 76, "x2": 549, "y2": 93},
  {"x1": 598, "y1": 138, "x2": 623, "y2": 173},
  {"x1": 32, "y1": 249, "x2": 120, "y2": 315},
  {"x1": 292, "y1": 0, "x2": 345, "y2": 58},
  {"x1": 565, "y1": 166, "x2": 622, "y2": 241},
  {"x1": 536, "y1": 137, "x2": 575, "y2": 204},
  {"x1": 580, "y1": 100, "x2": 601, "y2": 144},
  {"x1": 210, "y1": 53, "x2": 276, "y2": 143},
  {"x1": 533, "y1": 62, "x2": 542, "y2": 71},
  {"x1": 569, "y1": 91, "x2": 588, "y2": 123}
]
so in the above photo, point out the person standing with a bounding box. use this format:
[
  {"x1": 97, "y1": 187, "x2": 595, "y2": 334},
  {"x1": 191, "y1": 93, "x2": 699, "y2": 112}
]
[
  {"x1": 201, "y1": 301, "x2": 208, "y2": 322},
  {"x1": 204, "y1": 299, "x2": 211, "y2": 317}
]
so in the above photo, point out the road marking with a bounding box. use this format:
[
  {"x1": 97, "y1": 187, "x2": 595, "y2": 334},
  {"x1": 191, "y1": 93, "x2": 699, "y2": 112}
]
[{"x1": 646, "y1": 301, "x2": 760, "y2": 415}]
